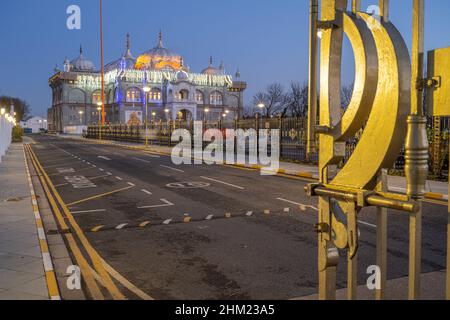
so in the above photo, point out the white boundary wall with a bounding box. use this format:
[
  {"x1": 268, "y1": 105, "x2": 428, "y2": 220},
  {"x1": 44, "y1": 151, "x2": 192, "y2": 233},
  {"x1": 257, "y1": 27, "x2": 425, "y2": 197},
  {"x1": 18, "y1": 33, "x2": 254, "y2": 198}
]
[{"x1": 0, "y1": 113, "x2": 14, "y2": 163}]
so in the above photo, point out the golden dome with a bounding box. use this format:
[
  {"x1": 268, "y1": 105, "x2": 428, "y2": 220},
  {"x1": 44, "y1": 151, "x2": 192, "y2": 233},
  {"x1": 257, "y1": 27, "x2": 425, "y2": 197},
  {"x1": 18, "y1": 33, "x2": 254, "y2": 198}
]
[{"x1": 135, "y1": 31, "x2": 182, "y2": 71}]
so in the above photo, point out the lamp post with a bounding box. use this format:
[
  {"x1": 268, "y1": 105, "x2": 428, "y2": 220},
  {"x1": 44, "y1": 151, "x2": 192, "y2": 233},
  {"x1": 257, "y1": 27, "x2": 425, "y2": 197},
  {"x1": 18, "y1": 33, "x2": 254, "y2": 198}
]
[
  {"x1": 164, "y1": 108, "x2": 170, "y2": 121},
  {"x1": 257, "y1": 103, "x2": 265, "y2": 116},
  {"x1": 96, "y1": 102, "x2": 103, "y2": 140},
  {"x1": 78, "y1": 111, "x2": 84, "y2": 125},
  {"x1": 143, "y1": 85, "x2": 151, "y2": 148},
  {"x1": 204, "y1": 108, "x2": 210, "y2": 122}
]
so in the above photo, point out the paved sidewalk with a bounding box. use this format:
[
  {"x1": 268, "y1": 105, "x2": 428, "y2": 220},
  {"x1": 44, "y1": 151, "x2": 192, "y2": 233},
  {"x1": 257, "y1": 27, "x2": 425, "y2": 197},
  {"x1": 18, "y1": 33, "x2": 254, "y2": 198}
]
[
  {"x1": 58, "y1": 134, "x2": 450, "y2": 200},
  {"x1": 296, "y1": 270, "x2": 446, "y2": 300},
  {"x1": 0, "y1": 143, "x2": 49, "y2": 300}
]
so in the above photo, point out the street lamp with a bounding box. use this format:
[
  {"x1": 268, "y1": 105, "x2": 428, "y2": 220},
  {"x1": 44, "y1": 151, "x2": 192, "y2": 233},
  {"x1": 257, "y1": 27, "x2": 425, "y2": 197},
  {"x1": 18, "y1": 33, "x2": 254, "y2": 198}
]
[
  {"x1": 96, "y1": 102, "x2": 103, "y2": 140},
  {"x1": 79, "y1": 110, "x2": 84, "y2": 125},
  {"x1": 164, "y1": 108, "x2": 170, "y2": 120},
  {"x1": 204, "y1": 108, "x2": 210, "y2": 122},
  {"x1": 0, "y1": 108, "x2": 5, "y2": 116},
  {"x1": 258, "y1": 102, "x2": 266, "y2": 119},
  {"x1": 143, "y1": 86, "x2": 151, "y2": 148}
]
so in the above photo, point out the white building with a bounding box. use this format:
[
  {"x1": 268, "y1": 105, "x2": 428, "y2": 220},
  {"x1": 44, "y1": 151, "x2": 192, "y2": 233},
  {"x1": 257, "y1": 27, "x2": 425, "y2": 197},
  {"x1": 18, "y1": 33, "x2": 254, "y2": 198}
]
[
  {"x1": 48, "y1": 32, "x2": 247, "y2": 133},
  {"x1": 21, "y1": 116, "x2": 48, "y2": 133}
]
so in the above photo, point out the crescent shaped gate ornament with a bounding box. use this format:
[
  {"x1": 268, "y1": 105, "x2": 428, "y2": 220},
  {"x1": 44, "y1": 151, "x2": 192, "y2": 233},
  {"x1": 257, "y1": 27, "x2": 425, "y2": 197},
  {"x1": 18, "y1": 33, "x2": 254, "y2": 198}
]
[{"x1": 319, "y1": 9, "x2": 411, "y2": 190}]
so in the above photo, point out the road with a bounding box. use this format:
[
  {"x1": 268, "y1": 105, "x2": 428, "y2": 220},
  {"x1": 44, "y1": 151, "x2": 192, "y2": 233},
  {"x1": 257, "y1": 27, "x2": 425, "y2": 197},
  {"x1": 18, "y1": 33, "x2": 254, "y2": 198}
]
[{"x1": 27, "y1": 135, "x2": 448, "y2": 300}]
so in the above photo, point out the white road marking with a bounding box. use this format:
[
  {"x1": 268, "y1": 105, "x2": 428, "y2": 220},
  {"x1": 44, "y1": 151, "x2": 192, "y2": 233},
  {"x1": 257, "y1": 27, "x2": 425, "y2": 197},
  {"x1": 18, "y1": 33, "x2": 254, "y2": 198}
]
[
  {"x1": 358, "y1": 220, "x2": 377, "y2": 229},
  {"x1": 116, "y1": 223, "x2": 128, "y2": 230},
  {"x1": 163, "y1": 219, "x2": 172, "y2": 225},
  {"x1": 246, "y1": 211, "x2": 253, "y2": 216},
  {"x1": 141, "y1": 189, "x2": 153, "y2": 195},
  {"x1": 71, "y1": 209, "x2": 107, "y2": 214},
  {"x1": 107, "y1": 172, "x2": 112, "y2": 175},
  {"x1": 206, "y1": 215, "x2": 214, "y2": 220},
  {"x1": 277, "y1": 197, "x2": 319, "y2": 211},
  {"x1": 127, "y1": 182, "x2": 136, "y2": 187},
  {"x1": 143, "y1": 154, "x2": 160, "y2": 158},
  {"x1": 133, "y1": 157, "x2": 151, "y2": 164},
  {"x1": 277, "y1": 198, "x2": 376, "y2": 228},
  {"x1": 138, "y1": 199, "x2": 175, "y2": 209},
  {"x1": 98, "y1": 156, "x2": 111, "y2": 161},
  {"x1": 160, "y1": 165, "x2": 184, "y2": 173},
  {"x1": 116, "y1": 176, "x2": 123, "y2": 181},
  {"x1": 200, "y1": 176, "x2": 245, "y2": 190}
]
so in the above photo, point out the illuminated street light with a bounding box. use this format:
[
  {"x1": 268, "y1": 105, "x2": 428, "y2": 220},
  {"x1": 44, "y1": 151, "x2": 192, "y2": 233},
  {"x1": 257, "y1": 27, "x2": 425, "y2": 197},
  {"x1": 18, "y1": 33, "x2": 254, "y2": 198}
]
[
  {"x1": 0, "y1": 108, "x2": 5, "y2": 116},
  {"x1": 97, "y1": 106, "x2": 102, "y2": 124}
]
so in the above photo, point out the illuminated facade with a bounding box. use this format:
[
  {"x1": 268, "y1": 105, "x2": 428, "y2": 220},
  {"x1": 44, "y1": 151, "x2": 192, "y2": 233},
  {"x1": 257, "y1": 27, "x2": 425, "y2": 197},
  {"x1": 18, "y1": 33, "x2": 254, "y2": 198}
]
[{"x1": 48, "y1": 32, "x2": 246, "y2": 133}]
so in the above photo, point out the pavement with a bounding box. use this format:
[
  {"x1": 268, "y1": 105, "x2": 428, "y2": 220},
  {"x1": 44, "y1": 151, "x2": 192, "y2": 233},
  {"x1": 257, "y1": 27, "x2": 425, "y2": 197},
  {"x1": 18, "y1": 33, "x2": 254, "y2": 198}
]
[
  {"x1": 24, "y1": 134, "x2": 448, "y2": 300},
  {"x1": 0, "y1": 143, "x2": 53, "y2": 300}
]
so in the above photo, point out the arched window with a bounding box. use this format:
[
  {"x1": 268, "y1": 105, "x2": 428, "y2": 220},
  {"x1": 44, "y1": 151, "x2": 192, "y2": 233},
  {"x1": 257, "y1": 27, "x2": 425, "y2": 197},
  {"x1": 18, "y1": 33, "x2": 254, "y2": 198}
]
[
  {"x1": 68, "y1": 88, "x2": 86, "y2": 104},
  {"x1": 149, "y1": 88, "x2": 162, "y2": 101},
  {"x1": 195, "y1": 90, "x2": 204, "y2": 104},
  {"x1": 210, "y1": 91, "x2": 223, "y2": 105},
  {"x1": 126, "y1": 88, "x2": 142, "y2": 103},
  {"x1": 177, "y1": 89, "x2": 189, "y2": 101},
  {"x1": 92, "y1": 91, "x2": 102, "y2": 105}
]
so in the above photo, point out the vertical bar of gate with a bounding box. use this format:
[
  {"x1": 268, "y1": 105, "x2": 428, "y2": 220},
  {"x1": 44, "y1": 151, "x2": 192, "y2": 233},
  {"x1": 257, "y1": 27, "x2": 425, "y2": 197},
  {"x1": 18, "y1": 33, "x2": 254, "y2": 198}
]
[
  {"x1": 307, "y1": 0, "x2": 318, "y2": 160},
  {"x1": 376, "y1": 169, "x2": 388, "y2": 300},
  {"x1": 318, "y1": 195, "x2": 337, "y2": 300},
  {"x1": 408, "y1": 0, "x2": 425, "y2": 300},
  {"x1": 347, "y1": 201, "x2": 358, "y2": 300},
  {"x1": 447, "y1": 133, "x2": 450, "y2": 300}
]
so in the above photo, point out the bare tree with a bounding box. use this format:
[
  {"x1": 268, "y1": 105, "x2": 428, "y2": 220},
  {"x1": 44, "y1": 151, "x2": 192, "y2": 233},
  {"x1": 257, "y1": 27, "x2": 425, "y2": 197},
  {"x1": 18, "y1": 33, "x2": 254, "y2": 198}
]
[
  {"x1": 252, "y1": 83, "x2": 287, "y2": 117},
  {"x1": 0, "y1": 96, "x2": 31, "y2": 121},
  {"x1": 285, "y1": 82, "x2": 309, "y2": 118},
  {"x1": 341, "y1": 83, "x2": 354, "y2": 111}
]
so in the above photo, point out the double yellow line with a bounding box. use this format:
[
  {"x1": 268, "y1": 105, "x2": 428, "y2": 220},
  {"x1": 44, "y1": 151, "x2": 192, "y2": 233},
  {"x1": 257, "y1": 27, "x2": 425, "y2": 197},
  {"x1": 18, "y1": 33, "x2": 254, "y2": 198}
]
[{"x1": 25, "y1": 144, "x2": 126, "y2": 300}]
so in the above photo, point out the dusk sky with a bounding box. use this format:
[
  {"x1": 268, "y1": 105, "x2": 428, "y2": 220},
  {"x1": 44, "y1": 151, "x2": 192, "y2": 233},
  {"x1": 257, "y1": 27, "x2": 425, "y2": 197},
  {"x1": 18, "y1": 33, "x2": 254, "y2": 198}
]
[{"x1": 1, "y1": 0, "x2": 450, "y2": 117}]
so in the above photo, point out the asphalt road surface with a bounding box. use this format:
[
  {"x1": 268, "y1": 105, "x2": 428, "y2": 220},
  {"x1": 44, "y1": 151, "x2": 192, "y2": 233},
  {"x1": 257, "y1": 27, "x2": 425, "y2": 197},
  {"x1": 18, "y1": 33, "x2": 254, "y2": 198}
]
[{"x1": 28, "y1": 135, "x2": 448, "y2": 300}]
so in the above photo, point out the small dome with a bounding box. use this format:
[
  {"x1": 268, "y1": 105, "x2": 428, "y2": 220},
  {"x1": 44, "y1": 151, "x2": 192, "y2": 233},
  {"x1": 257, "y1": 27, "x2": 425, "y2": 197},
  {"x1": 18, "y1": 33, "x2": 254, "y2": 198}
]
[
  {"x1": 135, "y1": 31, "x2": 183, "y2": 71},
  {"x1": 105, "y1": 34, "x2": 136, "y2": 72},
  {"x1": 202, "y1": 56, "x2": 221, "y2": 75},
  {"x1": 70, "y1": 46, "x2": 96, "y2": 72},
  {"x1": 175, "y1": 70, "x2": 189, "y2": 81}
]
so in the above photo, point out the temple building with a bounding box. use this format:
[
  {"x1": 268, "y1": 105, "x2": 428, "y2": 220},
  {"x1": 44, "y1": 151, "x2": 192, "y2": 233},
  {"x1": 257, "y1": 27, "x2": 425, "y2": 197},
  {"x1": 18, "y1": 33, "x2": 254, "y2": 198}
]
[{"x1": 48, "y1": 32, "x2": 247, "y2": 133}]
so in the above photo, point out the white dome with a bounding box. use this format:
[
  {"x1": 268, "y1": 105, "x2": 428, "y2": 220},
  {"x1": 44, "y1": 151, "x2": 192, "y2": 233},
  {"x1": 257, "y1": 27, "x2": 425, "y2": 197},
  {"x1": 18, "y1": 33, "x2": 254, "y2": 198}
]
[{"x1": 70, "y1": 46, "x2": 96, "y2": 72}]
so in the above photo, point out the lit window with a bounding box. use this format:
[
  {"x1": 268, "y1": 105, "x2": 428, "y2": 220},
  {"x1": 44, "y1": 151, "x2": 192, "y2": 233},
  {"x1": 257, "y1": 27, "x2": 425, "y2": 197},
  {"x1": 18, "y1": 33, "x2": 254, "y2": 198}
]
[
  {"x1": 150, "y1": 89, "x2": 161, "y2": 101},
  {"x1": 92, "y1": 91, "x2": 102, "y2": 104},
  {"x1": 177, "y1": 90, "x2": 189, "y2": 100},
  {"x1": 210, "y1": 91, "x2": 223, "y2": 105},
  {"x1": 126, "y1": 88, "x2": 142, "y2": 103},
  {"x1": 195, "y1": 90, "x2": 204, "y2": 104}
]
